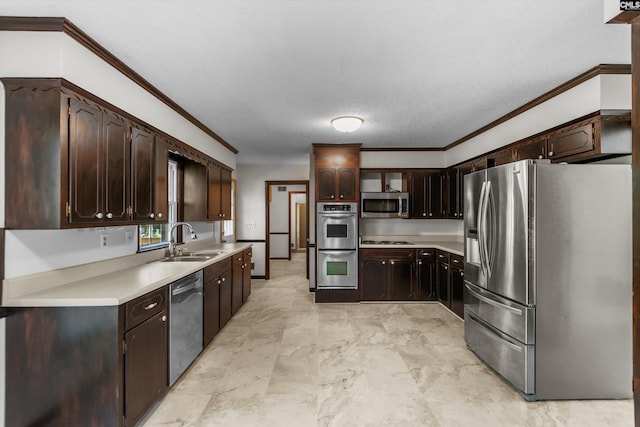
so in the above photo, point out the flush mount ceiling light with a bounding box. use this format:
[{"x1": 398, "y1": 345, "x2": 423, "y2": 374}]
[{"x1": 331, "y1": 116, "x2": 363, "y2": 133}]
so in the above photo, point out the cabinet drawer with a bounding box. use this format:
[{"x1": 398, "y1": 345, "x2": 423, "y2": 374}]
[
  {"x1": 436, "y1": 250, "x2": 450, "y2": 263},
  {"x1": 204, "y1": 258, "x2": 231, "y2": 283},
  {"x1": 417, "y1": 248, "x2": 435, "y2": 258},
  {"x1": 232, "y1": 252, "x2": 244, "y2": 268},
  {"x1": 450, "y1": 254, "x2": 464, "y2": 268},
  {"x1": 125, "y1": 286, "x2": 167, "y2": 331}
]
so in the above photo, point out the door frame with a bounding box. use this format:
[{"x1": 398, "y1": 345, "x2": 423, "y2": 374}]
[
  {"x1": 289, "y1": 190, "x2": 307, "y2": 255},
  {"x1": 265, "y1": 180, "x2": 309, "y2": 280}
]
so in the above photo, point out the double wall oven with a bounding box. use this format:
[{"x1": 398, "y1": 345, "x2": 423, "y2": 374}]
[{"x1": 316, "y1": 202, "x2": 358, "y2": 289}]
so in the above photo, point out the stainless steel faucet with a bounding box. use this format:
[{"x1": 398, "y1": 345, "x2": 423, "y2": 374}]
[{"x1": 168, "y1": 222, "x2": 198, "y2": 256}]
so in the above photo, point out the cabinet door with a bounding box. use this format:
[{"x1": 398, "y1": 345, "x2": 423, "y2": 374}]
[
  {"x1": 445, "y1": 169, "x2": 460, "y2": 219},
  {"x1": 338, "y1": 168, "x2": 357, "y2": 201},
  {"x1": 153, "y1": 136, "x2": 168, "y2": 222},
  {"x1": 203, "y1": 279, "x2": 220, "y2": 347},
  {"x1": 437, "y1": 258, "x2": 450, "y2": 308},
  {"x1": 103, "y1": 111, "x2": 130, "y2": 223},
  {"x1": 124, "y1": 310, "x2": 168, "y2": 427},
  {"x1": 427, "y1": 172, "x2": 445, "y2": 218},
  {"x1": 183, "y1": 161, "x2": 208, "y2": 222},
  {"x1": 417, "y1": 250, "x2": 436, "y2": 300},
  {"x1": 219, "y1": 270, "x2": 233, "y2": 328},
  {"x1": 361, "y1": 258, "x2": 387, "y2": 300},
  {"x1": 317, "y1": 168, "x2": 337, "y2": 201},
  {"x1": 242, "y1": 249, "x2": 252, "y2": 302},
  {"x1": 491, "y1": 148, "x2": 513, "y2": 167},
  {"x1": 220, "y1": 168, "x2": 232, "y2": 219},
  {"x1": 515, "y1": 138, "x2": 547, "y2": 161},
  {"x1": 208, "y1": 163, "x2": 222, "y2": 220},
  {"x1": 547, "y1": 123, "x2": 595, "y2": 161},
  {"x1": 409, "y1": 172, "x2": 427, "y2": 218},
  {"x1": 68, "y1": 98, "x2": 103, "y2": 224},
  {"x1": 131, "y1": 127, "x2": 155, "y2": 222},
  {"x1": 389, "y1": 259, "x2": 415, "y2": 300},
  {"x1": 232, "y1": 256, "x2": 244, "y2": 315},
  {"x1": 450, "y1": 266, "x2": 464, "y2": 318}
]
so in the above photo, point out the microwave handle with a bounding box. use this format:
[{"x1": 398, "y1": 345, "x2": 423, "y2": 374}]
[{"x1": 398, "y1": 196, "x2": 402, "y2": 216}]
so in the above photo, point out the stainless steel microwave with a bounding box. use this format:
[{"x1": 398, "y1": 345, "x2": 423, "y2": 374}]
[{"x1": 360, "y1": 192, "x2": 409, "y2": 218}]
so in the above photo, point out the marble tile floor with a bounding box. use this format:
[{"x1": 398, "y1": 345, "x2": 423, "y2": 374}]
[{"x1": 142, "y1": 253, "x2": 633, "y2": 427}]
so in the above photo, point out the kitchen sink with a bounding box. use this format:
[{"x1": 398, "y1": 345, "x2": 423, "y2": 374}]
[{"x1": 159, "y1": 255, "x2": 213, "y2": 263}]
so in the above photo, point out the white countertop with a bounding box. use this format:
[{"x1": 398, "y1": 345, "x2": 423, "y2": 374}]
[
  {"x1": 2, "y1": 241, "x2": 251, "y2": 308},
  {"x1": 359, "y1": 235, "x2": 463, "y2": 256}
]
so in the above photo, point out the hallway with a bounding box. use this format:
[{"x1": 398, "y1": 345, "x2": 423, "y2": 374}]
[{"x1": 143, "y1": 253, "x2": 632, "y2": 426}]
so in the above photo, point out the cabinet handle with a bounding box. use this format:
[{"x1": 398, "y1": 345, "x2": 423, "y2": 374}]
[
  {"x1": 454, "y1": 213, "x2": 458, "y2": 217},
  {"x1": 444, "y1": 266, "x2": 448, "y2": 270},
  {"x1": 242, "y1": 265, "x2": 245, "y2": 269},
  {"x1": 161, "y1": 315, "x2": 167, "y2": 322},
  {"x1": 217, "y1": 279, "x2": 221, "y2": 284},
  {"x1": 157, "y1": 212, "x2": 163, "y2": 218},
  {"x1": 330, "y1": 195, "x2": 335, "y2": 199},
  {"x1": 143, "y1": 302, "x2": 158, "y2": 311},
  {"x1": 460, "y1": 271, "x2": 464, "y2": 276},
  {"x1": 422, "y1": 213, "x2": 426, "y2": 217},
  {"x1": 95, "y1": 212, "x2": 103, "y2": 219},
  {"x1": 106, "y1": 212, "x2": 113, "y2": 219},
  {"x1": 149, "y1": 213, "x2": 155, "y2": 219},
  {"x1": 418, "y1": 261, "x2": 422, "y2": 265},
  {"x1": 391, "y1": 261, "x2": 395, "y2": 265},
  {"x1": 537, "y1": 154, "x2": 543, "y2": 159},
  {"x1": 429, "y1": 213, "x2": 433, "y2": 217},
  {"x1": 339, "y1": 194, "x2": 344, "y2": 199},
  {"x1": 548, "y1": 151, "x2": 554, "y2": 157},
  {"x1": 382, "y1": 261, "x2": 386, "y2": 265},
  {"x1": 222, "y1": 277, "x2": 226, "y2": 282}
]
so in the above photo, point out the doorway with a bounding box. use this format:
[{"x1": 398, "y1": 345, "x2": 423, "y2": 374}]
[{"x1": 265, "y1": 180, "x2": 309, "y2": 280}]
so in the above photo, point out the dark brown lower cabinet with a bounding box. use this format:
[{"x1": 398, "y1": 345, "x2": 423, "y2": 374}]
[
  {"x1": 124, "y1": 310, "x2": 168, "y2": 427},
  {"x1": 417, "y1": 249, "x2": 437, "y2": 300},
  {"x1": 123, "y1": 286, "x2": 168, "y2": 427},
  {"x1": 242, "y1": 248, "x2": 253, "y2": 302},
  {"x1": 436, "y1": 250, "x2": 451, "y2": 308},
  {"x1": 232, "y1": 253, "x2": 244, "y2": 315},
  {"x1": 449, "y1": 254, "x2": 465, "y2": 318},
  {"x1": 360, "y1": 249, "x2": 415, "y2": 301},
  {"x1": 389, "y1": 258, "x2": 415, "y2": 300},
  {"x1": 220, "y1": 269, "x2": 233, "y2": 328}
]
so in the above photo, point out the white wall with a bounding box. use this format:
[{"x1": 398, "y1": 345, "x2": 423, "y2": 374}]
[
  {"x1": 361, "y1": 151, "x2": 446, "y2": 169},
  {"x1": 0, "y1": 30, "x2": 234, "y2": 278},
  {"x1": 236, "y1": 164, "x2": 309, "y2": 276},
  {"x1": 446, "y1": 74, "x2": 632, "y2": 167},
  {"x1": 360, "y1": 218, "x2": 463, "y2": 237}
]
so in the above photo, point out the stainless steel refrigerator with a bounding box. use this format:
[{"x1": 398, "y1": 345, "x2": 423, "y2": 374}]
[{"x1": 463, "y1": 159, "x2": 631, "y2": 400}]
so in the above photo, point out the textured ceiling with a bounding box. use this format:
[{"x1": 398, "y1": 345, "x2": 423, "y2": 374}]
[{"x1": 0, "y1": 1, "x2": 631, "y2": 164}]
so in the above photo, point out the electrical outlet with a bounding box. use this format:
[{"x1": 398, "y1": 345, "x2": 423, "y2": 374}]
[
  {"x1": 100, "y1": 234, "x2": 108, "y2": 247},
  {"x1": 246, "y1": 222, "x2": 256, "y2": 228}
]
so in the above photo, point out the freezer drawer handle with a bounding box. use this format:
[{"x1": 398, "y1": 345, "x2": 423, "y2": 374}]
[
  {"x1": 464, "y1": 284, "x2": 523, "y2": 316},
  {"x1": 467, "y1": 314, "x2": 523, "y2": 352}
]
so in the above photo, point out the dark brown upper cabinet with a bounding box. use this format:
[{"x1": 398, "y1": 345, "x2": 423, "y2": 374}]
[
  {"x1": 207, "y1": 162, "x2": 232, "y2": 220},
  {"x1": 183, "y1": 160, "x2": 208, "y2": 222},
  {"x1": 514, "y1": 136, "x2": 547, "y2": 161},
  {"x1": 445, "y1": 168, "x2": 462, "y2": 219},
  {"x1": 131, "y1": 128, "x2": 168, "y2": 223},
  {"x1": 313, "y1": 144, "x2": 361, "y2": 202},
  {"x1": 68, "y1": 98, "x2": 130, "y2": 225},
  {"x1": 3, "y1": 78, "x2": 136, "y2": 228},
  {"x1": 409, "y1": 170, "x2": 445, "y2": 219},
  {"x1": 547, "y1": 123, "x2": 594, "y2": 161}
]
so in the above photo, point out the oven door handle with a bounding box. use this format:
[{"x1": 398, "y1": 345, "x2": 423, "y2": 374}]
[
  {"x1": 319, "y1": 250, "x2": 355, "y2": 255},
  {"x1": 323, "y1": 214, "x2": 355, "y2": 219}
]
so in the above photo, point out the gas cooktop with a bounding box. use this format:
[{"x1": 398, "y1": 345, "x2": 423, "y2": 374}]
[{"x1": 361, "y1": 240, "x2": 414, "y2": 245}]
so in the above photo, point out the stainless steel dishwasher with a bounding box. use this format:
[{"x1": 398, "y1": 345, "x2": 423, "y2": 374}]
[{"x1": 169, "y1": 270, "x2": 203, "y2": 385}]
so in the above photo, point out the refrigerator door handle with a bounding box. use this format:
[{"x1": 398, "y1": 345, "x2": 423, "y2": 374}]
[
  {"x1": 464, "y1": 283, "x2": 523, "y2": 316},
  {"x1": 483, "y1": 181, "x2": 493, "y2": 277},
  {"x1": 477, "y1": 181, "x2": 488, "y2": 274},
  {"x1": 467, "y1": 314, "x2": 523, "y2": 352}
]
